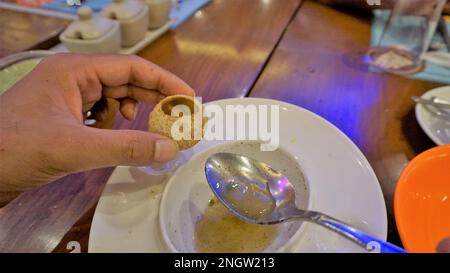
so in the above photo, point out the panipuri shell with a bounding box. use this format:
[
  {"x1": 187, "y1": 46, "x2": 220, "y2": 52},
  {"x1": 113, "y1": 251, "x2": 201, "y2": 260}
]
[{"x1": 148, "y1": 95, "x2": 207, "y2": 150}]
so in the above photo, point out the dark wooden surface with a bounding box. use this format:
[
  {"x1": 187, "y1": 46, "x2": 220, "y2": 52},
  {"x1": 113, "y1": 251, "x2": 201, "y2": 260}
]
[
  {"x1": 0, "y1": 0, "x2": 303, "y2": 252},
  {"x1": 248, "y1": 1, "x2": 444, "y2": 244},
  {"x1": 1, "y1": 0, "x2": 445, "y2": 252},
  {"x1": 0, "y1": 8, "x2": 69, "y2": 58}
]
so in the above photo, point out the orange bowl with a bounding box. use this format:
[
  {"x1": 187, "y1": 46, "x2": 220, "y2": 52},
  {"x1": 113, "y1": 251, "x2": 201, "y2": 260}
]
[{"x1": 395, "y1": 145, "x2": 450, "y2": 253}]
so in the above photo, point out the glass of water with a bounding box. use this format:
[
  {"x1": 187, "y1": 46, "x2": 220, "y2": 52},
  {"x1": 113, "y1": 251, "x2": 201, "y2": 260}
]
[{"x1": 368, "y1": 0, "x2": 447, "y2": 75}]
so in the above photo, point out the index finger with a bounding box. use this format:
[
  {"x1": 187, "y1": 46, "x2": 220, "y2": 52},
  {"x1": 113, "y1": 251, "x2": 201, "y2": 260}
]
[{"x1": 89, "y1": 54, "x2": 195, "y2": 97}]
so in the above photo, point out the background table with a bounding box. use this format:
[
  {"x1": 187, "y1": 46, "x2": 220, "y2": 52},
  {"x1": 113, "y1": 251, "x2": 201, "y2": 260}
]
[
  {"x1": 0, "y1": 7, "x2": 69, "y2": 58},
  {"x1": 0, "y1": 0, "x2": 444, "y2": 252},
  {"x1": 248, "y1": 1, "x2": 443, "y2": 244},
  {"x1": 0, "y1": 0, "x2": 303, "y2": 252}
]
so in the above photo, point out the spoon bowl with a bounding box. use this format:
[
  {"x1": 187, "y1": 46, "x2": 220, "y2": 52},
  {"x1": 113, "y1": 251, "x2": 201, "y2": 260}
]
[{"x1": 205, "y1": 153, "x2": 408, "y2": 253}]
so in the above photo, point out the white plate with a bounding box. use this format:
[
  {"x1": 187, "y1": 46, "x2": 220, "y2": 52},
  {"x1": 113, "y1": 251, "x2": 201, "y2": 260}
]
[
  {"x1": 88, "y1": 98, "x2": 387, "y2": 252},
  {"x1": 415, "y1": 86, "x2": 450, "y2": 146},
  {"x1": 0, "y1": 50, "x2": 54, "y2": 94}
]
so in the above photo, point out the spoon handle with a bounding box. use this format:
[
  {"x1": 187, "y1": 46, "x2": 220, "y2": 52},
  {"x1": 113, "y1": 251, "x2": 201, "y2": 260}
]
[
  {"x1": 412, "y1": 96, "x2": 450, "y2": 110},
  {"x1": 299, "y1": 211, "x2": 407, "y2": 253}
]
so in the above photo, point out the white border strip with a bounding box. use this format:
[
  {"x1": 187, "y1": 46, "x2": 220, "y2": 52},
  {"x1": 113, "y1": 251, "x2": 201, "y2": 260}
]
[{"x1": 0, "y1": 2, "x2": 76, "y2": 20}]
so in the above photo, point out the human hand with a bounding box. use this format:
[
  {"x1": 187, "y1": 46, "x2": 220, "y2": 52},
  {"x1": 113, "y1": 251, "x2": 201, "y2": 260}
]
[{"x1": 0, "y1": 53, "x2": 194, "y2": 203}]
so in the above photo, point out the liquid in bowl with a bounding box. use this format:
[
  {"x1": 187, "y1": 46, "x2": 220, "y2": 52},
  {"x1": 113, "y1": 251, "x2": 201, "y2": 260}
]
[{"x1": 159, "y1": 141, "x2": 310, "y2": 253}]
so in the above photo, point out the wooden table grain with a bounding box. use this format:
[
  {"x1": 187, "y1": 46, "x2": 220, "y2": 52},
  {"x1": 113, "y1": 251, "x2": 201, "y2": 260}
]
[
  {"x1": 0, "y1": 0, "x2": 303, "y2": 252},
  {"x1": 0, "y1": 8, "x2": 69, "y2": 58},
  {"x1": 2, "y1": 0, "x2": 445, "y2": 252},
  {"x1": 248, "y1": 1, "x2": 444, "y2": 245}
]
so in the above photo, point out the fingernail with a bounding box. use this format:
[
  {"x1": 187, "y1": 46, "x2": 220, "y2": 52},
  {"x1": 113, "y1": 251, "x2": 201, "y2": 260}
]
[{"x1": 154, "y1": 139, "x2": 178, "y2": 162}]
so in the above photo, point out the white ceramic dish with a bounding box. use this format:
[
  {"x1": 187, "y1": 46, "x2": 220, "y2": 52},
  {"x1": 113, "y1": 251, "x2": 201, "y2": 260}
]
[
  {"x1": 0, "y1": 50, "x2": 54, "y2": 94},
  {"x1": 88, "y1": 98, "x2": 387, "y2": 252},
  {"x1": 415, "y1": 86, "x2": 450, "y2": 145},
  {"x1": 160, "y1": 141, "x2": 309, "y2": 252},
  {"x1": 51, "y1": 21, "x2": 171, "y2": 55}
]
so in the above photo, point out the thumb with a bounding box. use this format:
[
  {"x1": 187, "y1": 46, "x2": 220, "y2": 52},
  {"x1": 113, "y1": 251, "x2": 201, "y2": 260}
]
[{"x1": 66, "y1": 127, "x2": 179, "y2": 170}]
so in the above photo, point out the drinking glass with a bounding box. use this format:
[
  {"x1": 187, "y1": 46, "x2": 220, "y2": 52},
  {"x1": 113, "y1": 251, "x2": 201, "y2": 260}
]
[{"x1": 368, "y1": 0, "x2": 447, "y2": 75}]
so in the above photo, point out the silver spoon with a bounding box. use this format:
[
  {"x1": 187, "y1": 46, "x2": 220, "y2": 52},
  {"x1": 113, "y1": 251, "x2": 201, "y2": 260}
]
[
  {"x1": 412, "y1": 96, "x2": 450, "y2": 110},
  {"x1": 205, "y1": 153, "x2": 407, "y2": 253},
  {"x1": 412, "y1": 96, "x2": 450, "y2": 120}
]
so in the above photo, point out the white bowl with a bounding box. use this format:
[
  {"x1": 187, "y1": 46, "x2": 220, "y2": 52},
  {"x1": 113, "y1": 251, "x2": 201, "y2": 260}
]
[
  {"x1": 415, "y1": 85, "x2": 450, "y2": 146},
  {"x1": 89, "y1": 98, "x2": 387, "y2": 252},
  {"x1": 159, "y1": 141, "x2": 310, "y2": 253}
]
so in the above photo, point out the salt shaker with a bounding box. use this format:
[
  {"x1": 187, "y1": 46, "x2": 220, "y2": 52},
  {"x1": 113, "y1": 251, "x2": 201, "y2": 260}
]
[
  {"x1": 101, "y1": 0, "x2": 149, "y2": 47},
  {"x1": 60, "y1": 6, "x2": 121, "y2": 53},
  {"x1": 141, "y1": 0, "x2": 172, "y2": 29}
]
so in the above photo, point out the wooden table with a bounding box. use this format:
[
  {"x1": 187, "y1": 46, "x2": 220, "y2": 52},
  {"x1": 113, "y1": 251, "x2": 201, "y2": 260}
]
[
  {"x1": 0, "y1": 7, "x2": 69, "y2": 58},
  {"x1": 0, "y1": 0, "x2": 444, "y2": 252},
  {"x1": 248, "y1": 1, "x2": 443, "y2": 244},
  {"x1": 0, "y1": 0, "x2": 303, "y2": 252}
]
